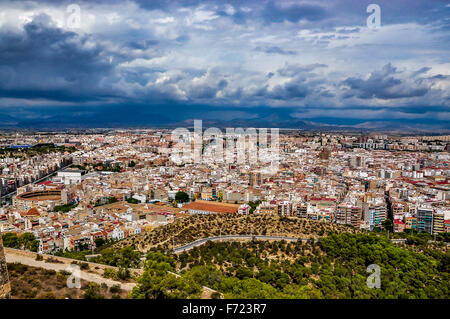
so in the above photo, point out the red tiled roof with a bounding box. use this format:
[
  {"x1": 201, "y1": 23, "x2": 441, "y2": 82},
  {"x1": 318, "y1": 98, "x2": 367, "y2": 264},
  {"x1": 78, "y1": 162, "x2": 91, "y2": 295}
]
[
  {"x1": 37, "y1": 181, "x2": 53, "y2": 185},
  {"x1": 184, "y1": 201, "x2": 239, "y2": 214}
]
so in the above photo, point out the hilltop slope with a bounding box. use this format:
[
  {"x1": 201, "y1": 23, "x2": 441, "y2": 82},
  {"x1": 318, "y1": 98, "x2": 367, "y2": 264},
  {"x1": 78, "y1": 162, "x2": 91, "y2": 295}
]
[{"x1": 114, "y1": 214, "x2": 358, "y2": 252}]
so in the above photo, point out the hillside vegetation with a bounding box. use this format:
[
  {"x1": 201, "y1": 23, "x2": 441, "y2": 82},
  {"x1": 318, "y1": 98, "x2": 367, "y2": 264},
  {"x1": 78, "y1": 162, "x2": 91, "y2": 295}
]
[
  {"x1": 7, "y1": 263, "x2": 129, "y2": 299},
  {"x1": 114, "y1": 214, "x2": 359, "y2": 252},
  {"x1": 131, "y1": 233, "x2": 449, "y2": 299}
]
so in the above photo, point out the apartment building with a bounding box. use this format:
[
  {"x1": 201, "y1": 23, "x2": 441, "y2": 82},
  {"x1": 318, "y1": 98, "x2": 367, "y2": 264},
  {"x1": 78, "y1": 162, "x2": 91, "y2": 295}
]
[
  {"x1": 433, "y1": 210, "x2": 445, "y2": 234},
  {"x1": 367, "y1": 204, "x2": 387, "y2": 230},
  {"x1": 417, "y1": 207, "x2": 434, "y2": 234},
  {"x1": 405, "y1": 216, "x2": 418, "y2": 230},
  {"x1": 335, "y1": 204, "x2": 363, "y2": 228}
]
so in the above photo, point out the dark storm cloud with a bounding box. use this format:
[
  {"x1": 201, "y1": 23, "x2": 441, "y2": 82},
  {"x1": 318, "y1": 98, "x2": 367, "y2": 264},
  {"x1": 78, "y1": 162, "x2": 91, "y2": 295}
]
[
  {"x1": 0, "y1": 0, "x2": 448, "y2": 128},
  {"x1": 265, "y1": 82, "x2": 309, "y2": 100},
  {"x1": 189, "y1": 79, "x2": 228, "y2": 99},
  {"x1": 277, "y1": 64, "x2": 327, "y2": 78},
  {"x1": 261, "y1": 1, "x2": 327, "y2": 24},
  {"x1": 216, "y1": 8, "x2": 250, "y2": 25},
  {"x1": 411, "y1": 67, "x2": 432, "y2": 77},
  {"x1": 342, "y1": 64, "x2": 430, "y2": 100},
  {"x1": 175, "y1": 34, "x2": 190, "y2": 43},
  {"x1": 137, "y1": 0, "x2": 217, "y2": 11},
  {"x1": 0, "y1": 13, "x2": 116, "y2": 102},
  {"x1": 125, "y1": 40, "x2": 159, "y2": 50},
  {"x1": 22, "y1": 0, "x2": 450, "y2": 28},
  {"x1": 252, "y1": 63, "x2": 330, "y2": 101},
  {"x1": 429, "y1": 74, "x2": 447, "y2": 80},
  {"x1": 254, "y1": 46, "x2": 297, "y2": 55}
]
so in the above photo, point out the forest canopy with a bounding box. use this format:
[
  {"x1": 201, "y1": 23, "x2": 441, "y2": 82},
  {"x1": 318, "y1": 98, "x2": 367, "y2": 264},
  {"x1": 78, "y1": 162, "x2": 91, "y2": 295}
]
[{"x1": 132, "y1": 232, "x2": 449, "y2": 299}]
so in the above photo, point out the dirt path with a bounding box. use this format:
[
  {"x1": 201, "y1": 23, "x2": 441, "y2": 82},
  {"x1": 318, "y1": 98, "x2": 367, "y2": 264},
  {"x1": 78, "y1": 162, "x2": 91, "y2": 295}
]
[
  {"x1": 5, "y1": 249, "x2": 219, "y2": 298},
  {"x1": 5, "y1": 252, "x2": 136, "y2": 291}
]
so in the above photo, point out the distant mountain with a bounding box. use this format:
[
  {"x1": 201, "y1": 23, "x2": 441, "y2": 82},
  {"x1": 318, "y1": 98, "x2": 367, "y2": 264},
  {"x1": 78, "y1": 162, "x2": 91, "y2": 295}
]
[
  {"x1": 0, "y1": 111, "x2": 448, "y2": 133},
  {"x1": 171, "y1": 118, "x2": 450, "y2": 134},
  {"x1": 0, "y1": 114, "x2": 19, "y2": 127},
  {"x1": 172, "y1": 118, "x2": 317, "y2": 129},
  {"x1": 352, "y1": 121, "x2": 450, "y2": 133}
]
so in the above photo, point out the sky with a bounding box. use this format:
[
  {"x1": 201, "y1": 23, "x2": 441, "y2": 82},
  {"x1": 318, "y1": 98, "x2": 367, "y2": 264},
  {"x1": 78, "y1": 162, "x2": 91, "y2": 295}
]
[{"x1": 0, "y1": 0, "x2": 449, "y2": 129}]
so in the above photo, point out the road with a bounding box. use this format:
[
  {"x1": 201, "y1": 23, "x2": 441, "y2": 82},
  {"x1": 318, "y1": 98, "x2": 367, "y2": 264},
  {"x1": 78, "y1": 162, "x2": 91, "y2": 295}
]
[{"x1": 5, "y1": 251, "x2": 136, "y2": 291}]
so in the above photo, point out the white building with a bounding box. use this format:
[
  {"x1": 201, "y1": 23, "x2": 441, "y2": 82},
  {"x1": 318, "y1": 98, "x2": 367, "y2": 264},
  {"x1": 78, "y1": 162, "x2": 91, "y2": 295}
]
[
  {"x1": 238, "y1": 204, "x2": 250, "y2": 215},
  {"x1": 111, "y1": 227, "x2": 124, "y2": 240},
  {"x1": 55, "y1": 170, "x2": 84, "y2": 185}
]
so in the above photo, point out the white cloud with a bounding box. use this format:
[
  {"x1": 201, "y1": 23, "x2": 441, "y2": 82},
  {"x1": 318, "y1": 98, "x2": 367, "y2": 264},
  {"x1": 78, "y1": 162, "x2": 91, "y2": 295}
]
[{"x1": 0, "y1": 0, "x2": 448, "y2": 117}]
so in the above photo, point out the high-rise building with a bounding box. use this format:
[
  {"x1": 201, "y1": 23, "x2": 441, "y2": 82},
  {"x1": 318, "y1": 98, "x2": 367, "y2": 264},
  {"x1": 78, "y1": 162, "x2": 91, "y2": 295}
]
[
  {"x1": 277, "y1": 201, "x2": 293, "y2": 217},
  {"x1": 335, "y1": 204, "x2": 362, "y2": 228},
  {"x1": 249, "y1": 171, "x2": 262, "y2": 187},
  {"x1": 392, "y1": 202, "x2": 405, "y2": 220},
  {"x1": 368, "y1": 204, "x2": 387, "y2": 230},
  {"x1": 433, "y1": 210, "x2": 445, "y2": 234},
  {"x1": 0, "y1": 236, "x2": 11, "y2": 299},
  {"x1": 417, "y1": 207, "x2": 434, "y2": 234},
  {"x1": 295, "y1": 204, "x2": 308, "y2": 219}
]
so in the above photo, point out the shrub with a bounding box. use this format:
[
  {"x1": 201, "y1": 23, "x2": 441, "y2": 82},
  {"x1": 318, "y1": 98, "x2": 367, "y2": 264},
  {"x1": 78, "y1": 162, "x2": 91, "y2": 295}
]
[
  {"x1": 110, "y1": 284, "x2": 122, "y2": 294},
  {"x1": 211, "y1": 291, "x2": 222, "y2": 299},
  {"x1": 40, "y1": 292, "x2": 56, "y2": 299},
  {"x1": 103, "y1": 268, "x2": 118, "y2": 280},
  {"x1": 83, "y1": 283, "x2": 104, "y2": 299},
  {"x1": 9, "y1": 263, "x2": 29, "y2": 274},
  {"x1": 79, "y1": 262, "x2": 89, "y2": 270},
  {"x1": 117, "y1": 267, "x2": 131, "y2": 280},
  {"x1": 45, "y1": 257, "x2": 63, "y2": 264}
]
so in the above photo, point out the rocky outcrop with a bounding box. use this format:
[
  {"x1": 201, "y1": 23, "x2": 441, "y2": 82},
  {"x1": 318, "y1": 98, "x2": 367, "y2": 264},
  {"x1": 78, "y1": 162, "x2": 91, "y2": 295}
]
[{"x1": 0, "y1": 237, "x2": 11, "y2": 299}]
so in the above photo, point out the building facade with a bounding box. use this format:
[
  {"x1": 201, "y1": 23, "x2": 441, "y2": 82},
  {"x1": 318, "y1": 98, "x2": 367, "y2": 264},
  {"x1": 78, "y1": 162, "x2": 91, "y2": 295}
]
[
  {"x1": 335, "y1": 204, "x2": 362, "y2": 228},
  {"x1": 417, "y1": 207, "x2": 434, "y2": 234}
]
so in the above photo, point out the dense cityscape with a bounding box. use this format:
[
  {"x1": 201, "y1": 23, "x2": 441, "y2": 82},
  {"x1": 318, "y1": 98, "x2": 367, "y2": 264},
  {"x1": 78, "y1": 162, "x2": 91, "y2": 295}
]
[
  {"x1": 0, "y1": 0, "x2": 448, "y2": 310},
  {"x1": 0, "y1": 130, "x2": 448, "y2": 300},
  {"x1": 1, "y1": 131, "x2": 449, "y2": 251}
]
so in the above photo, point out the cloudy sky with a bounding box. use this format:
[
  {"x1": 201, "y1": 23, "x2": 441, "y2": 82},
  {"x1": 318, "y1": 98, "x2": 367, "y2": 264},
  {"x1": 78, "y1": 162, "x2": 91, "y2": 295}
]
[{"x1": 0, "y1": 0, "x2": 449, "y2": 129}]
